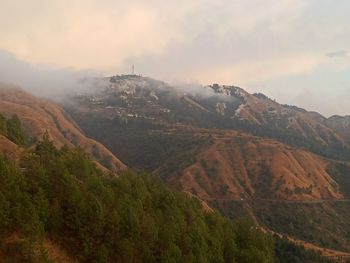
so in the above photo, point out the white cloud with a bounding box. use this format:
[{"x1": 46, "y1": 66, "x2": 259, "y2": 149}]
[{"x1": 187, "y1": 53, "x2": 323, "y2": 86}]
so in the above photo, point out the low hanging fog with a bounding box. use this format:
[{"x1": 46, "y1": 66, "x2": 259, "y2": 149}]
[
  {"x1": 0, "y1": 49, "x2": 238, "y2": 102},
  {"x1": 0, "y1": 49, "x2": 100, "y2": 100}
]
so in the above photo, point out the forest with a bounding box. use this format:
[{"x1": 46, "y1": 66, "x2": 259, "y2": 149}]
[{"x1": 0, "y1": 132, "x2": 275, "y2": 262}]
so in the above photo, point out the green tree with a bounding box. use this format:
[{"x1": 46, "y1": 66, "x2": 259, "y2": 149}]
[
  {"x1": 6, "y1": 114, "x2": 25, "y2": 145},
  {"x1": 0, "y1": 113, "x2": 7, "y2": 135}
]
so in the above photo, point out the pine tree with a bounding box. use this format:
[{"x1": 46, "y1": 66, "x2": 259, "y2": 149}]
[{"x1": 6, "y1": 114, "x2": 25, "y2": 145}]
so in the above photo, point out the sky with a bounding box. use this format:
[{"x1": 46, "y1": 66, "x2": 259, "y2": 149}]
[{"x1": 1, "y1": 0, "x2": 350, "y2": 116}]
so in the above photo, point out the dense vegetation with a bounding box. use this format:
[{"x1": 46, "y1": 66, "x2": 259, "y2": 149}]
[
  {"x1": 0, "y1": 113, "x2": 26, "y2": 145},
  {"x1": 211, "y1": 201, "x2": 338, "y2": 263},
  {"x1": 0, "y1": 133, "x2": 275, "y2": 262}
]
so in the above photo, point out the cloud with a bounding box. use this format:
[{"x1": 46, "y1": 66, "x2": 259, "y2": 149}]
[
  {"x1": 327, "y1": 50, "x2": 347, "y2": 58},
  {"x1": 0, "y1": 49, "x2": 99, "y2": 99},
  {"x1": 173, "y1": 53, "x2": 322, "y2": 87},
  {"x1": 260, "y1": 62, "x2": 350, "y2": 117},
  {"x1": 0, "y1": 0, "x2": 316, "y2": 75},
  {"x1": 116, "y1": 0, "x2": 350, "y2": 85}
]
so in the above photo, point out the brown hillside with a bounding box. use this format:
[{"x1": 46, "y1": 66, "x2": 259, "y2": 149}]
[
  {"x1": 235, "y1": 92, "x2": 346, "y2": 147},
  {"x1": 168, "y1": 130, "x2": 342, "y2": 201},
  {"x1": 0, "y1": 84, "x2": 125, "y2": 172}
]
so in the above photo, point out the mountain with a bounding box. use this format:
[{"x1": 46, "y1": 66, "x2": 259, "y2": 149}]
[
  {"x1": 0, "y1": 99, "x2": 275, "y2": 262},
  {"x1": 167, "y1": 130, "x2": 342, "y2": 201},
  {"x1": 64, "y1": 75, "x2": 350, "y2": 256},
  {"x1": 0, "y1": 83, "x2": 125, "y2": 171}
]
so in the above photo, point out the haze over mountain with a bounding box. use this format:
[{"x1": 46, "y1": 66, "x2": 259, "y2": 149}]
[{"x1": 0, "y1": 50, "x2": 99, "y2": 100}]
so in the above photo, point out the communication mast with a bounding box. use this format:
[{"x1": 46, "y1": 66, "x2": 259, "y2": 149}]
[{"x1": 132, "y1": 64, "x2": 135, "y2": 75}]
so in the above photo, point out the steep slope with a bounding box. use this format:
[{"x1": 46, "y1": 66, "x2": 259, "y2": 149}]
[
  {"x1": 236, "y1": 92, "x2": 344, "y2": 146},
  {"x1": 165, "y1": 130, "x2": 342, "y2": 201},
  {"x1": 0, "y1": 84, "x2": 125, "y2": 171},
  {"x1": 194, "y1": 84, "x2": 346, "y2": 150}
]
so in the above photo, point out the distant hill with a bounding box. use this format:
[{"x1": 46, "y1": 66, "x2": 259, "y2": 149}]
[
  {"x1": 166, "y1": 130, "x2": 342, "y2": 201},
  {"x1": 0, "y1": 84, "x2": 125, "y2": 172}
]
